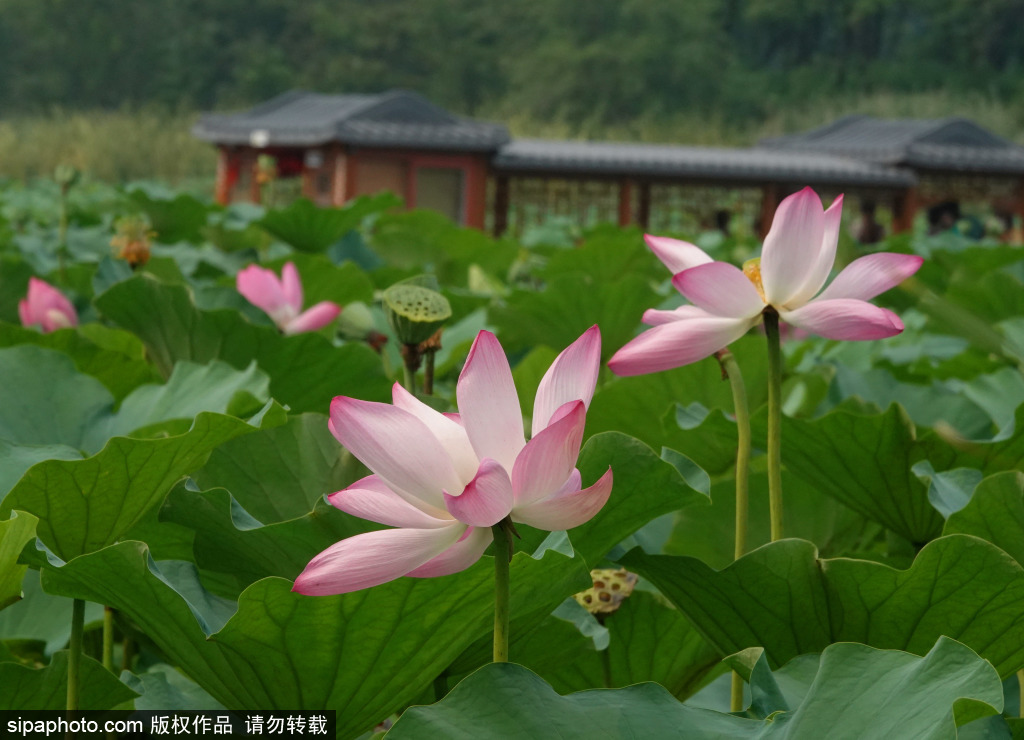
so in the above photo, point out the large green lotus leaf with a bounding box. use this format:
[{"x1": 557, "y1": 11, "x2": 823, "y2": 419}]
[
  {"x1": 0, "y1": 411, "x2": 270, "y2": 561},
  {"x1": 945, "y1": 270, "x2": 1024, "y2": 324},
  {"x1": 444, "y1": 432, "x2": 708, "y2": 678},
  {"x1": 261, "y1": 254, "x2": 375, "y2": 307},
  {"x1": 954, "y1": 368, "x2": 1024, "y2": 434},
  {"x1": 0, "y1": 255, "x2": 37, "y2": 324},
  {"x1": 444, "y1": 601, "x2": 600, "y2": 682},
  {"x1": 489, "y1": 272, "x2": 660, "y2": 364},
  {"x1": 944, "y1": 472, "x2": 1024, "y2": 567},
  {"x1": 123, "y1": 663, "x2": 226, "y2": 710},
  {"x1": 586, "y1": 334, "x2": 767, "y2": 448},
  {"x1": 664, "y1": 469, "x2": 879, "y2": 570},
  {"x1": 40, "y1": 541, "x2": 589, "y2": 737},
  {"x1": 511, "y1": 432, "x2": 709, "y2": 565},
  {"x1": 623, "y1": 535, "x2": 1024, "y2": 677},
  {"x1": 129, "y1": 188, "x2": 210, "y2": 244},
  {"x1": 0, "y1": 322, "x2": 159, "y2": 402},
  {"x1": 0, "y1": 569, "x2": 103, "y2": 653},
  {"x1": 0, "y1": 343, "x2": 269, "y2": 455},
  {"x1": 540, "y1": 224, "x2": 664, "y2": 284},
  {"x1": 94, "y1": 275, "x2": 390, "y2": 412},
  {"x1": 0, "y1": 441, "x2": 82, "y2": 501},
  {"x1": 921, "y1": 404, "x2": 1024, "y2": 480},
  {"x1": 531, "y1": 591, "x2": 722, "y2": 700},
  {"x1": 369, "y1": 209, "x2": 519, "y2": 286},
  {"x1": 0, "y1": 511, "x2": 37, "y2": 610},
  {"x1": 0, "y1": 345, "x2": 112, "y2": 449},
  {"x1": 159, "y1": 485, "x2": 378, "y2": 596},
  {"x1": 830, "y1": 365, "x2": 993, "y2": 438},
  {"x1": 191, "y1": 413, "x2": 357, "y2": 524},
  {"x1": 259, "y1": 194, "x2": 400, "y2": 253},
  {"x1": 388, "y1": 638, "x2": 1001, "y2": 739},
  {"x1": 390, "y1": 661, "x2": 758, "y2": 739},
  {"x1": 567, "y1": 432, "x2": 709, "y2": 567},
  {"x1": 750, "y1": 403, "x2": 942, "y2": 545},
  {"x1": 740, "y1": 637, "x2": 1001, "y2": 737},
  {"x1": 92, "y1": 360, "x2": 269, "y2": 450},
  {"x1": 661, "y1": 405, "x2": 751, "y2": 475},
  {"x1": 0, "y1": 650, "x2": 138, "y2": 710}
]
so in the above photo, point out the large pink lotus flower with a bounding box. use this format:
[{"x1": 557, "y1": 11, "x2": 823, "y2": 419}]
[
  {"x1": 19, "y1": 277, "x2": 78, "y2": 333},
  {"x1": 236, "y1": 262, "x2": 341, "y2": 335},
  {"x1": 608, "y1": 187, "x2": 924, "y2": 375},
  {"x1": 293, "y1": 326, "x2": 613, "y2": 595}
]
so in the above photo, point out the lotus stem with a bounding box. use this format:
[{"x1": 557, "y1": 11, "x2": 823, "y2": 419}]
[
  {"x1": 717, "y1": 350, "x2": 751, "y2": 560},
  {"x1": 1019, "y1": 669, "x2": 1024, "y2": 718},
  {"x1": 102, "y1": 606, "x2": 115, "y2": 672},
  {"x1": 491, "y1": 519, "x2": 514, "y2": 662},
  {"x1": 400, "y1": 344, "x2": 421, "y2": 394},
  {"x1": 764, "y1": 309, "x2": 784, "y2": 541},
  {"x1": 67, "y1": 598, "x2": 84, "y2": 713},
  {"x1": 717, "y1": 348, "x2": 751, "y2": 714},
  {"x1": 423, "y1": 350, "x2": 436, "y2": 396}
]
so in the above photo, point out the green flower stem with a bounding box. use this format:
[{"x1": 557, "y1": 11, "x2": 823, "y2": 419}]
[
  {"x1": 423, "y1": 350, "x2": 436, "y2": 396},
  {"x1": 491, "y1": 520, "x2": 514, "y2": 663},
  {"x1": 402, "y1": 362, "x2": 416, "y2": 394},
  {"x1": 67, "y1": 598, "x2": 85, "y2": 712},
  {"x1": 102, "y1": 606, "x2": 115, "y2": 672},
  {"x1": 718, "y1": 349, "x2": 751, "y2": 714},
  {"x1": 1019, "y1": 669, "x2": 1024, "y2": 718},
  {"x1": 764, "y1": 309, "x2": 784, "y2": 542},
  {"x1": 717, "y1": 350, "x2": 751, "y2": 561},
  {"x1": 400, "y1": 344, "x2": 419, "y2": 394}
]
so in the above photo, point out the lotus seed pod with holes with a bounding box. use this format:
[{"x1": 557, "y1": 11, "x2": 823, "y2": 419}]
[
  {"x1": 382, "y1": 283, "x2": 451, "y2": 345},
  {"x1": 572, "y1": 569, "x2": 638, "y2": 615}
]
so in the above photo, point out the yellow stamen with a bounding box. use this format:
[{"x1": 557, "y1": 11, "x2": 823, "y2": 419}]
[{"x1": 742, "y1": 258, "x2": 766, "y2": 302}]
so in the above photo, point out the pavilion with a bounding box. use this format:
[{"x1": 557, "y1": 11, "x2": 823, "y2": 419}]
[{"x1": 194, "y1": 92, "x2": 1024, "y2": 237}]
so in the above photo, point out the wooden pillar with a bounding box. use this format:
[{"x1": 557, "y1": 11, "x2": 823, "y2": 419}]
[
  {"x1": 618, "y1": 178, "x2": 633, "y2": 227},
  {"x1": 301, "y1": 150, "x2": 315, "y2": 201},
  {"x1": 332, "y1": 148, "x2": 354, "y2": 207},
  {"x1": 758, "y1": 183, "x2": 780, "y2": 239},
  {"x1": 463, "y1": 157, "x2": 488, "y2": 229},
  {"x1": 1014, "y1": 178, "x2": 1024, "y2": 233},
  {"x1": 214, "y1": 148, "x2": 240, "y2": 205},
  {"x1": 892, "y1": 187, "x2": 918, "y2": 234},
  {"x1": 493, "y1": 174, "x2": 510, "y2": 237},
  {"x1": 637, "y1": 182, "x2": 651, "y2": 230}
]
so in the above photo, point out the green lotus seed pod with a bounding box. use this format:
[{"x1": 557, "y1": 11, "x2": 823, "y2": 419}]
[{"x1": 382, "y1": 283, "x2": 451, "y2": 345}]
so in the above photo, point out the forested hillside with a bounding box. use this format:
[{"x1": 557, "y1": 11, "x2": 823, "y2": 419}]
[{"x1": 3, "y1": 0, "x2": 1024, "y2": 135}]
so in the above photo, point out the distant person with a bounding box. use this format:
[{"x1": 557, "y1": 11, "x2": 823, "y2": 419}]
[
  {"x1": 854, "y1": 200, "x2": 885, "y2": 244},
  {"x1": 715, "y1": 209, "x2": 732, "y2": 238},
  {"x1": 927, "y1": 201, "x2": 960, "y2": 236}
]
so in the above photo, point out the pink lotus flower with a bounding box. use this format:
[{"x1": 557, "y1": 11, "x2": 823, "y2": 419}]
[
  {"x1": 608, "y1": 187, "x2": 923, "y2": 375},
  {"x1": 293, "y1": 326, "x2": 613, "y2": 595},
  {"x1": 236, "y1": 262, "x2": 341, "y2": 335},
  {"x1": 19, "y1": 277, "x2": 78, "y2": 333}
]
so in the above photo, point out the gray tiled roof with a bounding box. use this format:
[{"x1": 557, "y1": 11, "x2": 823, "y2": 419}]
[
  {"x1": 762, "y1": 115, "x2": 1024, "y2": 174},
  {"x1": 493, "y1": 139, "x2": 915, "y2": 187},
  {"x1": 193, "y1": 90, "x2": 509, "y2": 151}
]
